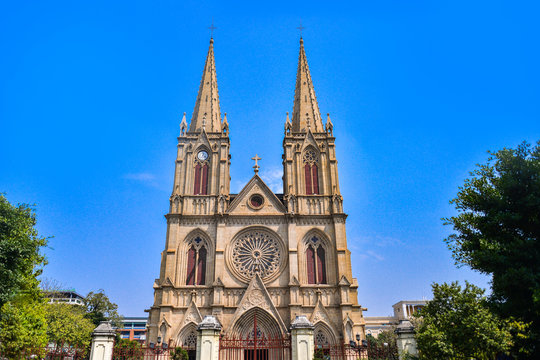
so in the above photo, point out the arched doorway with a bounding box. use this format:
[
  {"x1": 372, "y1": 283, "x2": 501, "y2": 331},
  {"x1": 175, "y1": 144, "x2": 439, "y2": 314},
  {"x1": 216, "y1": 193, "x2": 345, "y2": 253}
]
[{"x1": 221, "y1": 308, "x2": 290, "y2": 360}]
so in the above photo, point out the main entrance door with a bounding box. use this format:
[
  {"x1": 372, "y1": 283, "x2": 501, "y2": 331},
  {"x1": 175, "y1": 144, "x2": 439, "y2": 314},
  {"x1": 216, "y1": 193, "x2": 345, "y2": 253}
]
[{"x1": 219, "y1": 309, "x2": 291, "y2": 360}]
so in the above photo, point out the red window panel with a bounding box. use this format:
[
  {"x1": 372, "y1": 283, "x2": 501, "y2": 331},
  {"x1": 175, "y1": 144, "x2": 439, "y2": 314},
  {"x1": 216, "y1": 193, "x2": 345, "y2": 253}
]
[
  {"x1": 305, "y1": 164, "x2": 312, "y2": 195},
  {"x1": 197, "y1": 247, "x2": 207, "y2": 285},
  {"x1": 306, "y1": 245, "x2": 316, "y2": 284},
  {"x1": 316, "y1": 246, "x2": 327, "y2": 284},
  {"x1": 193, "y1": 164, "x2": 201, "y2": 195},
  {"x1": 201, "y1": 164, "x2": 208, "y2": 195},
  {"x1": 311, "y1": 164, "x2": 319, "y2": 194},
  {"x1": 186, "y1": 246, "x2": 196, "y2": 285}
]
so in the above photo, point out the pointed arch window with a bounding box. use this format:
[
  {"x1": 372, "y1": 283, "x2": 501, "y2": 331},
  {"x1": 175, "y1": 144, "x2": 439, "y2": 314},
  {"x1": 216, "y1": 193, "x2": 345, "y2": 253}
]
[
  {"x1": 186, "y1": 237, "x2": 207, "y2": 285},
  {"x1": 303, "y1": 149, "x2": 319, "y2": 195},
  {"x1": 193, "y1": 150, "x2": 209, "y2": 195},
  {"x1": 306, "y1": 236, "x2": 327, "y2": 284}
]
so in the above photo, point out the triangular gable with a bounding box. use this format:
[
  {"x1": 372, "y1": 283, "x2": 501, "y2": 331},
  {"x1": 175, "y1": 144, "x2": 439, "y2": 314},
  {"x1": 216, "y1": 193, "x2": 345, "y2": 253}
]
[
  {"x1": 310, "y1": 298, "x2": 336, "y2": 330},
  {"x1": 226, "y1": 175, "x2": 286, "y2": 215},
  {"x1": 227, "y1": 273, "x2": 288, "y2": 335},
  {"x1": 302, "y1": 129, "x2": 319, "y2": 151},
  {"x1": 193, "y1": 129, "x2": 212, "y2": 151},
  {"x1": 180, "y1": 300, "x2": 203, "y2": 328},
  {"x1": 338, "y1": 275, "x2": 351, "y2": 286},
  {"x1": 163, "y1": 277, "x2": 174, "y2": 287}
]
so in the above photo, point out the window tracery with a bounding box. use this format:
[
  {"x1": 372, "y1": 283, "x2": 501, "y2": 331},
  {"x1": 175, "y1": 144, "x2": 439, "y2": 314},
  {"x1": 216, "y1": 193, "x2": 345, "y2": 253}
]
[
  {"x1": 183, "y1": 331, "x2": 197, "y2": 348},
  {"x1": 315, "y1": 330, "x2": 329, "y2": 346},
  {"x1": 306, "y1": 236, "x2": 327, "y2": 284},
  {"x1": 193, "y1": 149, "x2": 209, "y2": 195},
  {"x1": 226, "y1": 228, "x2": 286, "y2": 283},
  {"x1": 186, "y1": 236, "x2": 207, "y2": 285},
  {"x1": 303, "y1": 148, "x2": 319, "y2": 195}
]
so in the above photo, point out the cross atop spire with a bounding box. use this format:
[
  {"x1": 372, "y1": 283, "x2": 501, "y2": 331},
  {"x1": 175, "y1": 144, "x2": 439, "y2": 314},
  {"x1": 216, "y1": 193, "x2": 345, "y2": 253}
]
[
  {"x1": 208, "y1": 20, "x2": 217, "y2": 38},
  {"x1": 296, "y1": 22, "x2": 305, "y2": 37},
  {"x1": 291, "y1": 38, "x2": 324, "y2": 133},
  {"x1": 189, "y1": 38, "x2": 222, "y2": 133}
]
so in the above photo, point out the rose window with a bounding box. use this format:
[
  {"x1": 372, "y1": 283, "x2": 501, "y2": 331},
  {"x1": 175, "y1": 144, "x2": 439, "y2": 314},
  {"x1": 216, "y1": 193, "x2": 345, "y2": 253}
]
[{"x1": 227, "y1": 228, "x2": 286, "y2": 283}]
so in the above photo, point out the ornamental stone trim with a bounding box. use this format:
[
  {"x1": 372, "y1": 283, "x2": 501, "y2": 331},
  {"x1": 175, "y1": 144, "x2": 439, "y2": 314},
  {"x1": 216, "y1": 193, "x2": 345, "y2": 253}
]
[
  {"x1": 225, "y1": 227, "x2": 286, "y2": 283},
  {"x1": 197, "y1": 315, "x2": 222, "y2": 330}
]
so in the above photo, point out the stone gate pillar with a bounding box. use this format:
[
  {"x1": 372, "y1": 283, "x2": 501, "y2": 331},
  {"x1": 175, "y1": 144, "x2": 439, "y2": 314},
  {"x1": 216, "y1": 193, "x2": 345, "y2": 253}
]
[
  {"x1": 395, "y1": 319, "x2": 418, "y2": 359},
  {"x1": 290, "y1": 315, "x2": 314, "y2": 360},
  {"x1": 196, "y1": 315, "x2": 222, "y2": 360},
  {"x1": 89, "y1": 321, "x2": 116, "y2": 360}
]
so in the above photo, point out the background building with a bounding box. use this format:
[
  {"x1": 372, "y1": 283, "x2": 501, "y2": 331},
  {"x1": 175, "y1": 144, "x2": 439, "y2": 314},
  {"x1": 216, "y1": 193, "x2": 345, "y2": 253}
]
[
  {"x1": 118, "y1": 317, "x2": 148, "y2": 343},
  {"x1": 365, "y1": 300, "x2": 427, "y2": 338},
  {"x1": 45, "y1": 289, "x2": 85, "y2": 306}
]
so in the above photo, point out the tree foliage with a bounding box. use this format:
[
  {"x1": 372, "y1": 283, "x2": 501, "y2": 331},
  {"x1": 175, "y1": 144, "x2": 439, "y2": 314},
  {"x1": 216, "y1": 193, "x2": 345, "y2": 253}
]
[
  {"x1": 114, "y1": 338, "x2": 144, "y2": 360},
  {"x1": 444, "y1": 141, "x2": 540, "y2": 355},
  {"x1": 45, "y1": 303, "x2": 95, "y2": 349},
  {"x1": 170, "y1": 346, "x2": 189, "y2": 360},
  {"x1": 366, "y1": 327, "x2": 398, "y2": 347},
  {"x1": 0, "y1": 294, "x2": 48, "y2": 358},
  {"x1": 0, "y1": 195, "x2": 49, "y2": 358},
  {"x1": 0, "y1": 194, "x2": 48, "y2": 309},
  {"x1": 414, "y1": 281, "x2": 512, "y2": 359},
  {"x1": 84, "y1": 289, "x2": 123, "y2": 327}
]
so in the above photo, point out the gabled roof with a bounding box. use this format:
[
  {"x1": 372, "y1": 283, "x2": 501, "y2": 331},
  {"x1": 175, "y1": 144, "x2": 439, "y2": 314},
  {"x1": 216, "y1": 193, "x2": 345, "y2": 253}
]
[{"x1": 226, "y1": 174, "x2": 286, "y2": 215}]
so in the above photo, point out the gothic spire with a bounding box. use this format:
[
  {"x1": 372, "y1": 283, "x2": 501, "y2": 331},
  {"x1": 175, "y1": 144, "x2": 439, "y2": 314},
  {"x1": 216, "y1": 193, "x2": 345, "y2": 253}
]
[
  {"x1": 291, "y1": 38, "x2": 324, "y2": 133},
  {"x1": 190, "y1": 38, "x2": 222, "y2": 133}
]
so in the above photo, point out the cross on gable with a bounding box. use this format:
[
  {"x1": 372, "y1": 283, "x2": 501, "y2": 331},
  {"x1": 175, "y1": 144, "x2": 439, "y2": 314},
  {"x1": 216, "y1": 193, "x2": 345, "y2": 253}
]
[{"x1": 251, "y1": 154, "x2": 261, "y2": 174}]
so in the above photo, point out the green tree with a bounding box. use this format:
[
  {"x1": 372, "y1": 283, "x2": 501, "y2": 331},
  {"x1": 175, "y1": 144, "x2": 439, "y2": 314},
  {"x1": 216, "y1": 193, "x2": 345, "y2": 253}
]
[
  {"x1": 366, "y1": 327, "x2": 398, "y2": 347},
  {"x1": 0, "y1": 195, "x2": 49, "y2": 357},
  {"x1": 45, "y1": 303, "x2": 95, "y2": 349},
  {"x1": 84, "y1": 289, "x2": 123, "y2": 327},
  {"x1": 414, "y1": 281, "x2": 512, "y2": 360},
  {"x1": 0, "y1": 194, "x2": 48, "y2": 308},
  {"x1": 114, "y1": 338, "x2": 144, "y2": 360},
  {"x1": 170, "y1": 346, "x2": 189, "y2": 360},
  {"x1": 444, "y1": 141, "x2": 540, "y2": 356},
  {"x1": 0, "y1": 294, "x2": 48, "y2": 358}
]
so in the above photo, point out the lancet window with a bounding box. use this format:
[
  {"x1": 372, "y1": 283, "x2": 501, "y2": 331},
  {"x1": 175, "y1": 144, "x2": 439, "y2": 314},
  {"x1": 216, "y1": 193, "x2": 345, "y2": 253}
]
[
  {"x1": 186, "y1": 237, "x2": 207, "y2": 285},
  {"x1": 306, "y1": 236, "x2": 327, "y2": 284},
  {"x1": 193, "y1": 149, "x2": 209, "y2": 195},
  {"x1": 303, "y1": 148, "x2": 319, "y2": 195}
]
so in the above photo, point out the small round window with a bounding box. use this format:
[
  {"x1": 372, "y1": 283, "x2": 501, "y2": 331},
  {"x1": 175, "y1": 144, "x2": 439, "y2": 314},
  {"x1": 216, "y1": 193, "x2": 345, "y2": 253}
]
[{"x1": 249, "y1": 194, "x2": 264, "y2": 209}]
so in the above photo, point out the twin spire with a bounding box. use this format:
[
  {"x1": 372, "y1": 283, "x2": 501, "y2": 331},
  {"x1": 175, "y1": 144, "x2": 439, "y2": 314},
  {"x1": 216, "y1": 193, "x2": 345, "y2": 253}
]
[
  {"x1": 187, "y1": 38, "x2": 326, "y2": 134},
  {"x1": 292, "y1": 38, "x2": 324, "y2": 132},
  {"x1": 190, "y1": 38, "x2": 222, "y2": 133}
]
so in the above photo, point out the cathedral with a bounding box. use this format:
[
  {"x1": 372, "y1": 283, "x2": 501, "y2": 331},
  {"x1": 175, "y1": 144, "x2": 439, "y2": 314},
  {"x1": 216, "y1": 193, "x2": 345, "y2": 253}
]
[{"x1": 146, "y1": 37, "x2": 366, "y2": 354}]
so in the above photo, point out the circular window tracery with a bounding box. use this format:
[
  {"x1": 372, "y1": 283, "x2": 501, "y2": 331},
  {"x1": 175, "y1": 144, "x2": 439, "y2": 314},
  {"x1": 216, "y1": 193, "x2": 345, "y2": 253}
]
[
  {"x1": 303, "y1": 149, "x2": 318, "y2": 164},
  {"x1": 226, "y1": 228, "x2": 286, "y2": 283}
]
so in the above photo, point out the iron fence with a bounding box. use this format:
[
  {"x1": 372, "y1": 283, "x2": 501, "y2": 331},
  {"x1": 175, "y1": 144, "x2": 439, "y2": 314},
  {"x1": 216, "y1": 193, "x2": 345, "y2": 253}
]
[{"x1": 219, "y1": 335, "x2": 292, "y2": 360}]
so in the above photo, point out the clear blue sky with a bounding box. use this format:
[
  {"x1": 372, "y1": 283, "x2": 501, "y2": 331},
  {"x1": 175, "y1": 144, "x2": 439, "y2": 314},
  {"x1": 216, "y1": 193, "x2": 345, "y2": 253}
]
[{"x1": 1, "y1": 1, "x2": 539, "y2": 317}]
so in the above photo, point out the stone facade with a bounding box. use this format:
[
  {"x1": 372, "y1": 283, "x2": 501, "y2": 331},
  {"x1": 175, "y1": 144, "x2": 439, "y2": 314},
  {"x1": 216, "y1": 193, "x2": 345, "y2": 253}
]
[{"x1": 147, "y1": 37, "x2": 366, "y2": 349}]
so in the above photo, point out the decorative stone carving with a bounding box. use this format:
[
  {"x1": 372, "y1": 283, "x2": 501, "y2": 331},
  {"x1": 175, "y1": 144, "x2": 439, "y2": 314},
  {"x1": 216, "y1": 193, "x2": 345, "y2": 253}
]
[
  {"x1": 226, "y1": 227, "x2": 286, "y2": 283},
  {"x1": 228, "y1": 274, "x2": 288, "y2": 336}
]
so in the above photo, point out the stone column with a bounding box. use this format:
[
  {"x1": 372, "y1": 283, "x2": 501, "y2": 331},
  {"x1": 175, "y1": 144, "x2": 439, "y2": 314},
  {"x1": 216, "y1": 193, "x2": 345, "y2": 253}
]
[
  {"x1": 290, "y1": 315, "x2": 314, "y2": 360},
  {"x1": 89, "y1": 321, "x2": 116, "y2": 360},
  {"x1": 395, "y1": 320, "x2": 418, "y2": 359},
  {"x1": 196, "y1": 315, "x2": 222, "y2": 360}
]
